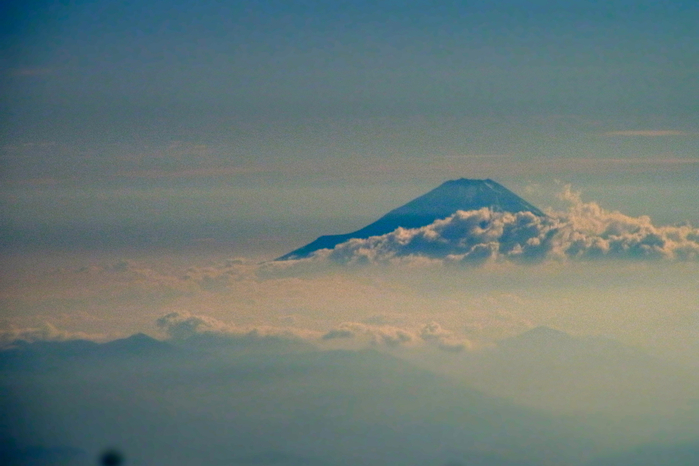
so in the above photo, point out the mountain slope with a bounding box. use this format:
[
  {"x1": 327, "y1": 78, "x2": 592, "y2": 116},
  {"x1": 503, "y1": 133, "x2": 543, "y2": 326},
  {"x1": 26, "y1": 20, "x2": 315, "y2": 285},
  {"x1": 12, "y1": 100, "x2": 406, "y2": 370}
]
[
  {"x1": 278, "y1": 178, "x2": 544, "y2": 260},
  {"x1": 460, "y1": 326, "x2": 699, "y2": 417},
  {"x1": 1, "y1": 336, "x2": 597, "y2": 466}
]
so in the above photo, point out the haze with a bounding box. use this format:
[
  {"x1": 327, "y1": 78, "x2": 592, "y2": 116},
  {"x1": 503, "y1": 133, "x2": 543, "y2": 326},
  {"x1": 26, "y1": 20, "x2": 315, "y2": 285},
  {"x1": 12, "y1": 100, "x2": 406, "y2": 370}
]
[{"x1": 1, "y1": 1, "x2": 698, "y2": 465}]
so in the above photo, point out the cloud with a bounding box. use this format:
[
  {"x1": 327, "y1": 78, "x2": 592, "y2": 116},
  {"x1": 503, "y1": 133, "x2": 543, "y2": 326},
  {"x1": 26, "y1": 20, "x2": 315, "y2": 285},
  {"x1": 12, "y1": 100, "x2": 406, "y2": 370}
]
[
  {"x1": 117, "y1": 165, "x2": 260, "y2": 180},
  {"x1": 301, "y1": 186, "x2": 699, "y2": 265},
  {"x1": 155, "y1": 311, "x2": 319, "y2": 341},
  {"x1": 603, "y1": 130, "x2": 688, "y2": 137},
  {"x1": 420, "y1": 322, "x2": 471, "y2": 352},
  {"x1": 156, "y1": 312, "x2": 233, "y2": 339},
  {"x1": 321, "y1": 322, "x2": 415, "y2": 347},
  {"x1": 0, "y1": 322, "x2": 102, "y2": 348},
  {"x1": 10, "y1": 67, "x2": 54, "y2": 77},
  {"x1": 2, "y1": 311, "x2": 471, "y2": 354},
  {"x1": 68, "y1": 258, "x2": 261, "y2": 296},
  {"x1": 322, "y1": 321, "x2": 471, "y2": 351},
  {"x1": 157, "y1": 313, "x2": 472, "y2": 352}
]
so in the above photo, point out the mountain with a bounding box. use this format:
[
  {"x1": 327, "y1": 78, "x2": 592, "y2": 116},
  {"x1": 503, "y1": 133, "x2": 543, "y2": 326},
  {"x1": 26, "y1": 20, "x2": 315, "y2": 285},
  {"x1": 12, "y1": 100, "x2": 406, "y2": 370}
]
[
  {"x1": 278, "y1": 178, "x2": 544, "y2": 260},
  {"x1": 98, "y1": 332, "x2": 174, "y2": 357},
  {"x1": 460, "y1": 326, "x2": 699, "y2": 416},
  {"x1": 587, "y1": 441, "x2": 699, "y2": 466},
  {"x1": 1, "y1": 337, "x2": 595, "y2": 466},
  {"x1": 0, "y1": 334, "x2": 176, "y2": 372}
]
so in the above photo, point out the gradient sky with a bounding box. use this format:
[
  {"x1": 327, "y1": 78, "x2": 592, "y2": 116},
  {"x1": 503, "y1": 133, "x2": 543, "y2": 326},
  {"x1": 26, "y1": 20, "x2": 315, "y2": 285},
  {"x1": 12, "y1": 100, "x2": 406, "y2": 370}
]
[
  {"x1": 2, "y1": 5, "x2": 699, "y2": 464},
  {"x1": 2, "y1": 0, "x2": 698, "y2": 256}
]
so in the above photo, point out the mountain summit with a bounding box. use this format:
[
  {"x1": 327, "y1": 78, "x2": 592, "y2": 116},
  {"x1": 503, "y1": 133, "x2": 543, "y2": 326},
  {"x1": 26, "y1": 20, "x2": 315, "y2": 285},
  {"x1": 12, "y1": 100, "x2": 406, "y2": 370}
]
[{"x1": 277, "y1": 178, "x2": 544, "y2": 260}]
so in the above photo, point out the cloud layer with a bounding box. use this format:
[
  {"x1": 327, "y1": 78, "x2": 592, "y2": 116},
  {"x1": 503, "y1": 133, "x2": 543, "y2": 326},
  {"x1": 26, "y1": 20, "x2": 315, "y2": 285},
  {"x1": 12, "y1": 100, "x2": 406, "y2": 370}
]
[
  {"x1": 0, "y1": 322, "x2": 102, "y2": 348},
  {"x1": 155, "y1": 311, "x2": 319, "y2": 342},
  {"x1": 603, "y1": 130, "x2": 688, "y2": 137},
  {"x1": 305, "y1": 188, "x2": 699, "y2": 265},
  {"x1": 320, "y1": 321, "x2": 471, "y2": 351},
  {"x1": 155, "y1": 312, "x2": 472, "y2": 352}
]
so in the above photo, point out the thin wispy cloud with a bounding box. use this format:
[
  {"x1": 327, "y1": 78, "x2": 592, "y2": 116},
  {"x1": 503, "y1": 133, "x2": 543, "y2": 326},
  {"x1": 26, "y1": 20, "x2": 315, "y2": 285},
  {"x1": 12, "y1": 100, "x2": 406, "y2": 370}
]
[
  {"x1": 9, "y1": 67, "x2": 54, "y2": 77},
  {"x1": 442, "y1": 154, "x2": 511, "y2": 159},
  {"x1": 603, "y1": 130, "x2": 688, "y2": 137},
  {"x1": 117, "y1": 165, "x2": 262, "y2": 180}
]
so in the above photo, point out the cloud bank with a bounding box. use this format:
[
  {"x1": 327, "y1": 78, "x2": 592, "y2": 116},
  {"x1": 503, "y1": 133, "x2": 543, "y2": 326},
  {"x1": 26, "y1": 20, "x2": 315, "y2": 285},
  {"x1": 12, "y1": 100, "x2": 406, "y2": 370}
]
[
  {"x1": 322, "y1": 321, "x2": 471, "y2": 351},
  {"x1": 155, "y1": 311, "x2": 319, "y2": 341},
  {"x1": 0, "y1": 322, "x2": 102, "y2": 348},
  {"x1": 304, "y1": 187, "x2": 699, "y2": 265},
  {"x1": 0, "y1": 312, "x2": 472, "y2": 354},
  {"x1": 155, "y1": 312, "x2": 471, "y2": 352}
]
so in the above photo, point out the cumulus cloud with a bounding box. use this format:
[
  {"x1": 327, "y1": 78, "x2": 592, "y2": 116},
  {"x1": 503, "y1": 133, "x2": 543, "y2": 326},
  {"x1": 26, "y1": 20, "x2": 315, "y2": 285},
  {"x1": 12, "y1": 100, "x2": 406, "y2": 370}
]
[
  {"x1": 322, "y1": 321, "x2": 471, "y2": 351},
  {"x1": 0, "y1": 322, "x2": 102, "y2": 348},
  {"x1": 304, "y1": 187, "x2": 699, "y2": 265},
  {"x1": 419, "y1": 322, "x2": 471, "y2": 352},
  {"x1": 155, "y1": 311, "x2": 319, "y2": 341},
  {"x1": 322, "y1": 322, "x2": 415, "y2": 347},
  {"x1": 156, "y1": 312, "x2": 232, "y2": 340},
  {"x1": 158, "y1": 313, "x2": 472, "y2": 352}
]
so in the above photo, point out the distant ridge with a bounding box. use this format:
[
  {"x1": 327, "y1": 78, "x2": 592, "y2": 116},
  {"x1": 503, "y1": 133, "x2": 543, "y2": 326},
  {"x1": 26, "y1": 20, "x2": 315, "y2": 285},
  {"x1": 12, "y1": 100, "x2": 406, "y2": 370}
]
[{"x1": 278, "y1": 178, "x2": 544, "y2": 260}]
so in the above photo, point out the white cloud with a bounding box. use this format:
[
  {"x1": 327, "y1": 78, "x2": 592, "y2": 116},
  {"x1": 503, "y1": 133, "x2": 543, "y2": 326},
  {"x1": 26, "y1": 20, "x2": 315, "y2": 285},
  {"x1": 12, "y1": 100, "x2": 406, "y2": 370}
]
[
  {"x1": 156, "y1": 313, "x2": 473, "y2": 352},
  {"x1": 322, "y1": 321, "x2": 471, "y2": 351},
  {"x1": 0, "y1": 322, "x2": 103, "y2": 347},
  {"x1": 155, "y1": 311, "x2": 320, "y2": 341},
  {"x1": 321, "y1": 322, "x2": 415, "y2": 347},
  {"x1": 298, "y1": 186, "x2": 699, "y2": 265},
  {"x1": 419, "y1": 322, "x2": 471, "y2": 352}
]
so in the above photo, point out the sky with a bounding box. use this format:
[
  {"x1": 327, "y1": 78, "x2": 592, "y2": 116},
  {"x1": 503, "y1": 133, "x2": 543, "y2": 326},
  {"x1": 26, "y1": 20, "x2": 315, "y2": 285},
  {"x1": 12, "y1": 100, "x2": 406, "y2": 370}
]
[
  {"x1": 2, "y1": 0, "x2": 699, "y2": 257},
  {"x1": 1, "y1": 1, "x2": 699, "y2": 465}
]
